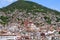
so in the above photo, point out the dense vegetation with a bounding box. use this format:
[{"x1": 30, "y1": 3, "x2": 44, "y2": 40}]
[
  {"x1": 0, "y1": 0, "x2": 60, "y2": 15},
  {"x1": 0, "y1": 16, "x2": 9, "y2": 26}
]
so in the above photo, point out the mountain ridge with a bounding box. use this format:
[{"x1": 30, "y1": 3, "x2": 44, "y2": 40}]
[{"x1": 0, "y1": 0, "x2": 60, "y2": 15}]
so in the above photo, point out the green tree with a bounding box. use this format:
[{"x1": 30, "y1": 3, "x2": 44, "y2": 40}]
[{"x1": 0, "y1": 16, "x2": 9, "y2": 27}]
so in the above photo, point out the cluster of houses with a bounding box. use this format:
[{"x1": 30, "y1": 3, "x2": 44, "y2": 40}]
[
  {"x1": 0, "y1": 18, "x2": 60, "y2": 40},
  {"x1": 0, "y1": 10, "x2": 60, "y2": 40}
]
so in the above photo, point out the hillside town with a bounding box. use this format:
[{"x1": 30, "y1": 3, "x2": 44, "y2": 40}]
[
  {"x1": 0, "y1": 9, "x2": 60, "y2": 40},
  {"x1": 0, "y1": 0, "x2": 60, "y2": 40},
  {"x1": 0, "y1": 20, "x2": 60, "y2": 40}
]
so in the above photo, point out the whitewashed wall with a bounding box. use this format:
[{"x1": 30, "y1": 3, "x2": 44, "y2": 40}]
[{"x1": 0, "y1": 36, "x2": 16, "y2": 40}]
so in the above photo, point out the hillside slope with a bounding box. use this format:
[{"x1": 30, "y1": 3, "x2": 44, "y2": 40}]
[
  {"x1": 0, "y1": 0, "x2": 60, "y2": 14},
  {"x1": 0, "y1": 0, "x2": 60, "y2": 27}
]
